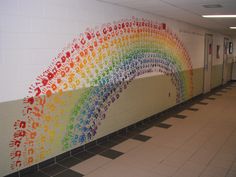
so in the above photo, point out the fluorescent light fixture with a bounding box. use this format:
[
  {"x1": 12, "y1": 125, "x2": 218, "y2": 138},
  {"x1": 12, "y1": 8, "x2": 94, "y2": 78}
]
[
  {"x1": 202, "y1": 4, "x2": 222, "y2": 8},
  {"x1": 229, "y1": 27, "x2": 236, "y2": 29},
  {"x1": 202, "y1": 15, "x2": 236, "y2": 18}
]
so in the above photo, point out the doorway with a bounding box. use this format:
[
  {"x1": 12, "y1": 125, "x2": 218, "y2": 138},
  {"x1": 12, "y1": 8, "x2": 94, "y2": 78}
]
[
  {"x1": 222, "y1": 38, "x2": 229, "y2": 84},
  {"x1": 203, "y1": 34, "x2": 213, "y2": 93}
]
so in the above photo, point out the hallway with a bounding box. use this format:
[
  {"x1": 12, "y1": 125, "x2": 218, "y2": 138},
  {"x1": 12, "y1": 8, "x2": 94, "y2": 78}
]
[
  {"x1": 1, "y1": 0, "x2": 236, "y2": 176},
  {"x1": 22, "y1": 82, "x2": 236, "y2": 177}
]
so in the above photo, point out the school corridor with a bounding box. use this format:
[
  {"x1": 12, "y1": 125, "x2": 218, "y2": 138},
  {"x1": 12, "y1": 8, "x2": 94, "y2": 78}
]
[
  {"x1": 1, "y1": 0, "x2": 236, "y2": 177},
  {"x1": 8, "y1": 82, "x2": 235, "y2": 177}
]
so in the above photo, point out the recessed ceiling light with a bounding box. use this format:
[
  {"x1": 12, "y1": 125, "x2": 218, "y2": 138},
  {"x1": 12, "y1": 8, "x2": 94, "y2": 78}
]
[
  {"x1": 202, "y1": 15, "x2": 236, "y2": 18},
  {"x1": 229, "y1": 27, "x2": 236, "y2": 29},
  {"x1": 202, "y1": 4, "x2": 222, "y2": 8}
]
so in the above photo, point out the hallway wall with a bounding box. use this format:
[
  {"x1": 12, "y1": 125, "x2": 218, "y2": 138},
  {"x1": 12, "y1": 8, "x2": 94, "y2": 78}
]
[
  {"x1": 0, "y1": 0, "x2": 234, "y2": 176},
  {"x1": 211, "y1": 34, "x2": 224, "y2": 88}
]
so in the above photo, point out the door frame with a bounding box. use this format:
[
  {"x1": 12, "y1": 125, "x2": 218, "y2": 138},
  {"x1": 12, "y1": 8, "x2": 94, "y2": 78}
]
[
  {"x1": 203, "y1": 34, "x2": 213, "y2": 93},
  {"x1": 222, "y1": 37, "x2": 229, "y2": 84}
]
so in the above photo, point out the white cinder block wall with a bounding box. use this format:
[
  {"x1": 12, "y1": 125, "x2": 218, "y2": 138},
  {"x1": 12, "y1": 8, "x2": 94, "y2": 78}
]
[
  {"x1": 0, "y1": 0, "x2": 231, "y2": 103},
  {"x1": 0, "y1": 0, "x2": 207, "y2": 103}
]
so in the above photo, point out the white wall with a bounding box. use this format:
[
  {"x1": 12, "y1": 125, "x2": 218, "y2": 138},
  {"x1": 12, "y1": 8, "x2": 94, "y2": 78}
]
[
  {"x1": 233, "y1": 38, "x2": 236, "y2": 61},
  {"x1": 0, "y1": 0, "x2": 208, "y2": 103},
  {"x1": 0, "y1": 0, "x2": 232, "y2": 103}
]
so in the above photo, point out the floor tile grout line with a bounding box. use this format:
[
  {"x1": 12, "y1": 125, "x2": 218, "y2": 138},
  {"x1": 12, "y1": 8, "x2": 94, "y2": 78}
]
[
  {"x1": 220, "y1": 128, "x2": 236, "y2": 177},
  {"x1": 51, "y1": 168, "x2": 68, "y2": 177},
  {"x1": 159, "y1": 119, "x2": 212, "y2": 173},
  {"x1": 38, "y1": 169, "x2": 51, "y2": 177},
  {"x1": 76, "y1": 157, "x2": 112, "y2": 176},
  {"x1": 69, "y1": 137, "x2": 142, "y2": 166},
  {"x1": 39, "y1": 163, "x2": 68, "y2": 177},
  {"x1": 197, "y1": 127, "x2": 236, "y2": 177},
  {"x1": 225, "y1": 158, "x2": 236, "y2": 177},
  {"x1": 150, "y1": 95, "x2": 214, "y2": 167},
  {"x1": 158, "y1": 93, "x2": 224, "y2": 174},
  {"x1": 111, "y1": 138, "x2": 145, "y2": 154},
  {"x1": 56, "y1": 160, "x2": 77, "y2": 171},
  {"x1": 177, "y1": 87, "x2": 235, "y2": 177}
]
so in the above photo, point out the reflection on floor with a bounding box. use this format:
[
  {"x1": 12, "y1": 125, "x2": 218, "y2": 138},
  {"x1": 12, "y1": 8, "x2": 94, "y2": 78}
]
[{"x1": 7, "y1": 82, "x2": 236, "y2": 177}]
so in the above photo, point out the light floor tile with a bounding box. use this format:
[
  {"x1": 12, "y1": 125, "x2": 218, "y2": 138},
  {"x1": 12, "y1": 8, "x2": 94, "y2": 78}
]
[
  {"x1": 161, "y1": 149, "x2": 193, "y2": 168},
  {"x1": 141, "y1": 127, "x2": 166, "y2": 137},
  {"x1": 84, "y1": 161, "x2": 168, "y2": 177},
  {"x1": 226, "y1": 169, "x2": 236, "y2": 177},
  {"x1": 200, "y1": 165, "x2": 228, "y2": 177},
  {"x1": 151, "y1": 163, "x2": 178, "y2": 177},
  {"x1": 70, "y1": 155, "x2": 111, "y2": 175},
  {"x1": 209, "y1": 158, "x2": 234, "y2": 169},
  {"x1": 111, "y1": 139, "x2": 142, "y2": 153},
  {"x1": 162, "y1": 118, "x2": 182, "y2": 125},
  {"x1": 213, "y1": 152, "x2": 236, "y2": 163},
  {"x1": 188, "y1": 148, "x2": 216, "y2": 165},
  {"x1": 174, "y1": 161, "x2": 205, "y2": 177}
]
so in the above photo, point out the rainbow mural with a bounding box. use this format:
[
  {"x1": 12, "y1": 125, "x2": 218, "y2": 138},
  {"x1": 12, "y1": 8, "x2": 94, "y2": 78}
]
[{"x1": 9, "y1": 17, "x2": 193, "y2": 170}]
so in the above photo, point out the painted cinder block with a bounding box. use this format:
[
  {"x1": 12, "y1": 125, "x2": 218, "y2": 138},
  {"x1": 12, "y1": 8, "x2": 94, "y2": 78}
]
[
  {"x1": 0, "y1": 0, "x2": 19, "y2": 15},
  {"x1": 0, "y1": 15, "x2": 31, "y2": 33},
  {"x1": 18, "y1": 0, "x2": 44, "y2": 17}
]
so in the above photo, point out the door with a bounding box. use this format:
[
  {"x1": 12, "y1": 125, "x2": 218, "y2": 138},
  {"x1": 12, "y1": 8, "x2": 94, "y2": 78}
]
[
  {"x1": 203, "y1": 34, "x2": 213, "y2": 93},
  {"x1": 222, "y1": 38, "x2": 229, "y2": 84}
]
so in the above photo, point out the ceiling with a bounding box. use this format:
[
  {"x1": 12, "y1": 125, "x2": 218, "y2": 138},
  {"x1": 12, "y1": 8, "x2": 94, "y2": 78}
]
[{"x1": 98, "y1": 0, "x2": 236, "y2": 37}]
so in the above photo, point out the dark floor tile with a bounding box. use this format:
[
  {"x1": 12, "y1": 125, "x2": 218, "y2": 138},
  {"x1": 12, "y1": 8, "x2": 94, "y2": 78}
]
[
  {"x1": 54, "y1": 169, "x2": 83, "y2": 177},
  {"x1": 126, "y1": 131, "x2": 140, "y2": 138},
  {"x1": 73, "y1": 151, "x2": 95, "y2": 161},
  {"x1": 207, "y1": 97, "x2": 216, "y2": 100},
  {"x1": 173, "y1": 114, "x2": 187, "y2": 119},
  {"x1": 126, "y1": 129, "x2": 140, "y2": 138},
  {"x1": 20, "y1": 165, "x2": 37, "y2": 176},
  {"x1": 198, "y1": 102, "x2": 208, "y2": 105},
  {"x1": 214, "y1": 93, "x2": 222, "y2": 96},
  {"x1": 100, "y1": 149, "x2": 124, "y2": 159},
  {"x1": 156, "y1": 123, "x2": 172, "y2": 129},
  {"x1": 38, "y1": 157, "x2": 55, "y2": 169},
  {"x1": 40, "y1": 164, "x2": 66, "y2": 176},
  {"x1": 20, "y1": 171, "x2": 49, "y2": 177},
  {"x1": 98, "y1": 140, "x2": 119, "y2": 148},
  {"x1": 187, "y1": 108, "x2": 199, "y2": 111},
  {"x1": 97, "y1": 136, "x2": 109, "y2": 144},
  {"x1": 58, "y1": 157, "x2": 82, "y2": 168},
  {"x1": 84, "y1": 141, "x2": 97, "y2": 149},
  {"x1": 71, "y1": 146, "x2": 84, "y2": 155},
  {"x1": 145, "y1": 119, "x2": 158, "y2": 126},
  {"x1": 224, "y1": 87, "x2": 232, "y2": 90},
  {"x1": 132, "y1": 134, "x2": 151, "y2": 142},
  {"x1": 4, "y1": 172, "x2": 19, "y2": 177},
  {"x1": 136, "y1": 123, "x2": 153, "y2": 131},
  {"x1": 56, "y1": 151, "x2": 71, "y2": 162},
  {"x1": 86, "y1": 145, "x2": 107, "y2": 154},
  {"x1": 109, "y1": 135, "x2": 128, "y2": 143},
  {"x1": 117, "y1": 128, "x2": 127, "y2": 136}
]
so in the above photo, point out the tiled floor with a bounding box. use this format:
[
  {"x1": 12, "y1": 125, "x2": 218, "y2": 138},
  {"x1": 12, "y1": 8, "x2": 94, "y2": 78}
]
[{"x1": 15, "y1": 82, "x2": 236, "y2": 177}]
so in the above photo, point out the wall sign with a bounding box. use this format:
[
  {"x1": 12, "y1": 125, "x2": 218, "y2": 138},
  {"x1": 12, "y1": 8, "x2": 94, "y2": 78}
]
[{"x1": 217, "y1": 45, "x2": 220, "y2": 59}]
